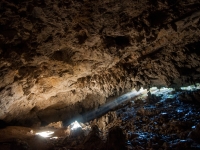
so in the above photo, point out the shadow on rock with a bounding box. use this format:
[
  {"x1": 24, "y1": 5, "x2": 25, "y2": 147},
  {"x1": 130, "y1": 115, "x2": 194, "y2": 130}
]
[{"x1": 106, "y1": 126, "x2": 126, "y2": 150}]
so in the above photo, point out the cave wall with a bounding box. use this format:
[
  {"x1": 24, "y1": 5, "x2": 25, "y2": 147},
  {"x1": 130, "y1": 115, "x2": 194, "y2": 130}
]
[{"x1": 0, "y1": 0, "x2": 200, "y2": 125}]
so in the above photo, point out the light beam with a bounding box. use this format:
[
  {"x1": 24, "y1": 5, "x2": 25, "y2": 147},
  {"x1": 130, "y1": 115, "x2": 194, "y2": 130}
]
[{"x1": 35, "y1": 131, "x2": 54, "y2": 138}]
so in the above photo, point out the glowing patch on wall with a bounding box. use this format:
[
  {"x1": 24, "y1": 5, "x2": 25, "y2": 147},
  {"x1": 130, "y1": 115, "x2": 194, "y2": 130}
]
[
  {"x1": 150, "y1": 87, "x2": 174, "y2": 96},
  {"x1": 35, "y1": 131, "x2": 54, "y2": 137},
  {"x1": 181, "y1": 83, "x2": 200, "y2": 91},
  {"x1": 50, "y1": 137, "x2": 58, "y2": 139},
  {"x1": 132, "y1": 87, "x2": 148, "y2": 99},
  {"x1": 71, "y1": 121, "x2": 81, "y2": 130}
]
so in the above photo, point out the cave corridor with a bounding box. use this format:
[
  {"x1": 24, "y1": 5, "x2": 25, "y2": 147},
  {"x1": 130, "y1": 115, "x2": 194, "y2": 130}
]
[{"x1": 1, "y1": 0, "x2": 200, "y2": 149}]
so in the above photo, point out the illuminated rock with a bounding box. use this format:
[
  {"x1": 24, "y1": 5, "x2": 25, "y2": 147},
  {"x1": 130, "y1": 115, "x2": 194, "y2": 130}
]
[{"x1": 0, "y1": 0, "x2": 200, "y2": 127}]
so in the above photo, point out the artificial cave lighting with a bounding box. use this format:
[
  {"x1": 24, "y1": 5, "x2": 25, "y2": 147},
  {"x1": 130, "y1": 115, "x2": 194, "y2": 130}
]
[
  {"x1": 71, "y1": 121, "x2": 81, "y2": 130},
  {"x1": 35, "y1": 131, "x2": 54, "y2": 138}
]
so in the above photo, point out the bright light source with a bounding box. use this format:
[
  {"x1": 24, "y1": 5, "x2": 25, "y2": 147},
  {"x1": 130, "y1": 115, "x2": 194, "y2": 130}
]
[
  {"x1": 71, "y1": 121, "x2": 81, "y2": 130},
  {"x1": 181, "y1": 85, "x2": 197, "y2": 91},
  {"x1": 138, "y1": 87, "x2": 146, "y2": 93},
  {"x1": 50, "y1": 137, "x2": 58, "y2": 139},
  {"x1": 149, "y1": 87, "x2": 174, "y2": 96},
  {"x1": 181, "y1": 84, "x2": 200, "y2": 91},
  {"x1": 35, "y1": 131, "x2": 54, "y2": 138}
]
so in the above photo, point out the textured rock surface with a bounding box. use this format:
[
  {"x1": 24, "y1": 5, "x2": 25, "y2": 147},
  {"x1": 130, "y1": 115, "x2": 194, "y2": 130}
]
[
  {"x1": 1, "y1": 89, "x2": 200, "y2": 150},
  {"x1": 0, "y1": 0, "x2": 200, "y2": 125}
]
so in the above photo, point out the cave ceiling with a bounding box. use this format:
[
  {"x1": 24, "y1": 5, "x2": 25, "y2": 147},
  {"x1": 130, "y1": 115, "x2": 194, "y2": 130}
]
[{"x1": 0, "y1": 0, "x2": 200, "y2": 126}]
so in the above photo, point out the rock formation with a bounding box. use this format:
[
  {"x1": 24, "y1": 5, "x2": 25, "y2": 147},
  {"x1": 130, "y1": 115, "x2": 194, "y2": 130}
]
[{"x1": 0, "y1": 0, "x2": 200, "y2": 127}]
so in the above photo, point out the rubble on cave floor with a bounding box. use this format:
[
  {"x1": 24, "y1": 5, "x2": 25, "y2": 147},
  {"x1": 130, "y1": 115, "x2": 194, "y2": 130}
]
[{"x1": 1, "y1": 87, "x2": 200, "y2": 150}]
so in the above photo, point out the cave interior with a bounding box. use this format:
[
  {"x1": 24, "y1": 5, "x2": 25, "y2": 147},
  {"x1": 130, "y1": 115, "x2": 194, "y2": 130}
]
[{"x1": 1, "y1": 0, "x2": 200, "y2": 149}]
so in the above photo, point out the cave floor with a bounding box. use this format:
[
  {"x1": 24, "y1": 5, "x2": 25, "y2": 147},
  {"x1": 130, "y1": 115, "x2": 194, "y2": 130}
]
[{"x1": 1, "y1": 89, "x2": 200, "y2": 150}]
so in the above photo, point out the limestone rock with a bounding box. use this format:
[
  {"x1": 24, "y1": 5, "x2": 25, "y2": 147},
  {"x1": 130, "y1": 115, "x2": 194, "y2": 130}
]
[{"x1": 0, "y1": 0, "x2": 200, "y2": 125}]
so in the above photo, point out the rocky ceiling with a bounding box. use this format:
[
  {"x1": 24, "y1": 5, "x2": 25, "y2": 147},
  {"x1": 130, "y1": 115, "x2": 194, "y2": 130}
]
[{"x1": 0, "y1": 0, "x2": 200, "y2": 126}]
